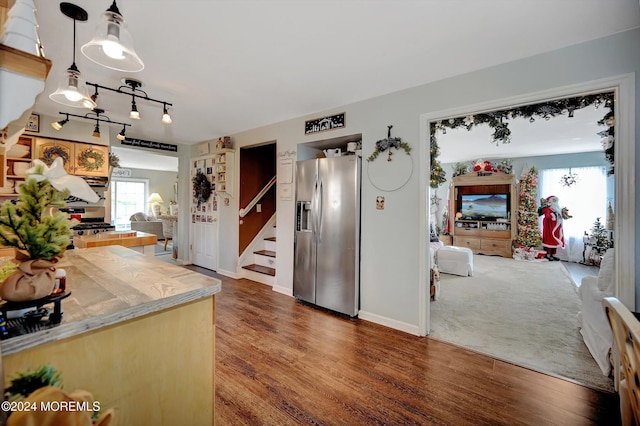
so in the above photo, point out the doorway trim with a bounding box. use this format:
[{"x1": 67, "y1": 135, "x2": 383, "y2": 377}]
[{"x1": 418, "y1": 73, "x2": 635, "y2": 336}]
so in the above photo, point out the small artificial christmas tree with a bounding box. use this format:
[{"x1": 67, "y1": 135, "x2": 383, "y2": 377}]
[
  {"x1": 516, "y1": 166, "x2": 542, "y2": 248},
  {"x1": 0, "y1": 168, "x2": 75, "y2": 260},
  {"x1": 589, "y1": 217, "x2": 610, "y2": 254}
]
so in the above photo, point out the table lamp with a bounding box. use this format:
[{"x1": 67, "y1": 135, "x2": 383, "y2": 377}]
[{"x1": 147, "y1": 193, "x2": 163, "y2": 218}]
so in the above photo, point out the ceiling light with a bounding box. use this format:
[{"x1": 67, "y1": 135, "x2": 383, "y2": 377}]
[
  {"x1": 162, "y1": 104, "x2": 172, "y2": 124},
  {"x1": 49, "y1": 3, "x2": 96, "y2": 109},
  {"x1": 130, "y1": 97, "x2": 140, "y2": 119},
  {"x1": 86, "y1": 79, "x2": 173, "y2": 125},
  {"x1": 81, "y1": 0, "x2": 144, "y2": 72},
  {"x1": 51, "y1": 116, "x2": 70, "y2": 131},
  {"x1": 53, "y1": 109, "x2": 131, "y2": 140},
  {"x1": 117, "y1": 125, "x2": 126, "y2": 141}
]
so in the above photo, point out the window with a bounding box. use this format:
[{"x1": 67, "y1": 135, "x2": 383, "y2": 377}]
[
  {"x1": 539, "y1": 166, "x2": 608, "y2": 262},
  {"x1": 111, "y1": 179, "x2": 148, "y2": 230}
]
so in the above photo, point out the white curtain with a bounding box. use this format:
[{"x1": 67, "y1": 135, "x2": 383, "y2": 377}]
[{"x1": 539, "y1": 166, "x2": 607, "y2": 262}]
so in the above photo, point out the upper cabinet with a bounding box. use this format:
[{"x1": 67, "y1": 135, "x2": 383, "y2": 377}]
[{"x1": 34, "y1": 139, "x2": 109, "y2": 177}]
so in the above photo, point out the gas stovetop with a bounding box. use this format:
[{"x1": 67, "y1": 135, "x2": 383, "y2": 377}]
[{"x1": 71, "y1": 217, "x2": 114, "y2": 231}]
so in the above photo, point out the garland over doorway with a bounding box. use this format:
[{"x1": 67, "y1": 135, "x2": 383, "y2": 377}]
[{"x1": 429, "y1": 91, "x2": 615, "y2": 188}]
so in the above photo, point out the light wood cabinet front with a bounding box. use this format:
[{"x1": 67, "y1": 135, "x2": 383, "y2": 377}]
[
  {"x1": 454, "y1": 237, "x2": 481, "y2": 250},
  {"x1": 35, "y1": 139, "x2": 109, "y2": 177},
  {"x1": 35, "y1": 139, "x2": 74, "y2": 174}
]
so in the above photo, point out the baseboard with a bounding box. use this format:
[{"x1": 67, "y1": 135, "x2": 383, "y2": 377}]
[
  {"x1": 175, "y1": 259, "x2": 192, "y2": 266},
  {"x1": 272, "y1": 285, "x2": 292, "y2": 297},
  {"x1": 217, "y1": 268, "x2": 240, "y2": 279},
  {"x1": 358, "y1": 310, "x2": 421, "y2": 336}
]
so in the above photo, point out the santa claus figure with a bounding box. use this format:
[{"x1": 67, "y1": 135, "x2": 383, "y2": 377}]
[{"x1": 540, "y1": 195, "x2": 565, "y2": 261}]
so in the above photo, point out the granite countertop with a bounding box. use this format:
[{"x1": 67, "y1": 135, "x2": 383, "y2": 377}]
[{"x1": 0, "y1": 245, "x2": 221, "y2": 355}]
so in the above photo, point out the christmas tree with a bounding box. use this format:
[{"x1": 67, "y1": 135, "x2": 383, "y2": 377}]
[
  {"x1": 589, "y1": 217, "x2": 610, "y2": 253},
  {"x1": 0, "y1": 171, "x2": 75, "y2": 261},
  {"x1": 516, "y1": 166, "x2": 542, "y2": 247}
]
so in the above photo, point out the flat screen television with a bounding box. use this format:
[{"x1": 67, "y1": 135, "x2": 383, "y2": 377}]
[{"x1": 460, "y1": 194, "x2": 508, "y2": 220}]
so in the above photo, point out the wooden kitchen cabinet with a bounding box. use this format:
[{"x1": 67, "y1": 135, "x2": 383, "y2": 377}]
[{"x1": 34, "y1": 138, "x2": 109, "y2": 177}]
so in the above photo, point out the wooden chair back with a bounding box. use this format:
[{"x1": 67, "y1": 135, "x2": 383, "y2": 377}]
[{"x1": 604, "y1": 296, "x2": 640, "y2": 425}]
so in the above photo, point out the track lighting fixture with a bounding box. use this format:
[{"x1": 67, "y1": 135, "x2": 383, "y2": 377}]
[
  {"x1": 51, "y1": 110, "x2": 131, "y2": 140},
  {"x1": 49, "y1": 3, "x2": 96, "y2": 110},
  {"x1": 51, "y1": 115, "x2": 70, "y2": 131},
  {"x1": 86, "y1": 78, "x2": 173, "y2": 124},
  {"x1": 81, "y1": 0, "x2": 144, "y2": 72}
]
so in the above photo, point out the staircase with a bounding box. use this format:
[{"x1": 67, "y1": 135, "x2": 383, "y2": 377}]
[{"x1": 241, "y1": 218, "x2": 276, "y2": 286}]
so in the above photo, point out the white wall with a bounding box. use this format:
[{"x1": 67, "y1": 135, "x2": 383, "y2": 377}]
[{"x1": 187, "y1": 28, "x2": 639, "y2": 331}]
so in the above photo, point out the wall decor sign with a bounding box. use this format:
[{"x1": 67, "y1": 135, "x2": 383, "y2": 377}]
[
  {"x1": 304, "y1": 112, "x2": 345, "y2": 134},
  {"x1": 25, "y1": 113, "x2": 39, "y2": 133},
  {"x1": 111, "y1": 167, "x2": 132, "y2": 178},
  {"x1": 122, "y1": 137, "x2": 178, "y2": 152}
]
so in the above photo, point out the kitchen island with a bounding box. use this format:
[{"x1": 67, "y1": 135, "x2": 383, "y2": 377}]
[
  {"x1": 73, "y1": 230, "x2": 158, "y2": 256},
  {"x1": 0, "y1": 245, "x2": 220, "y2": 425}
]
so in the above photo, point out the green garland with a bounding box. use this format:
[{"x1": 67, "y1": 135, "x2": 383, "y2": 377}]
[
  {"x1": 429, "y1": 92, "x2": 615, "y2": 188},
  {"x1": 41, "y1": 146, "x2": 69, "y2": 166},
  {"x1": 77, "y1": 148, "x2": 105, "y2": 171},
  {"x1": 367, "y1": 125, "x2": 411, "y2": 162},
  {"x1": 192, "y1": 172, "x2": 211, "y2": 206}
]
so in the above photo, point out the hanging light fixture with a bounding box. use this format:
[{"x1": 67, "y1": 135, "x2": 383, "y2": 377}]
[
  {"x1": 86, "y1": 79, "x2": 173, "y2": 124},
  {"x1": 51, "y1": 110, "x2": 131, "y2": 139},
  {"x1": 49, "y1": 3, "x2": 97, "y2": 109},
  {"x1": 81, "y1": 0, "x2": 144, "y2": 72}
]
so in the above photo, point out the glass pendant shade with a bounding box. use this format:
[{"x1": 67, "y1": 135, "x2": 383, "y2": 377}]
[
  {"x1": 49, "y1": 65, "x2": 97, "y2": 109},
  {"x1": 81, "y1": 7, "x2": 144, "y2": 72},
  {"x1": 117, "y1": 126, "x2": 126, "y2": 140}
]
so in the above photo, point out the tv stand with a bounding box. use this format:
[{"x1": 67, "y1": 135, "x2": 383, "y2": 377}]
[{"x1": 449, "y1": 173, "x2": 516, "y2": 258}]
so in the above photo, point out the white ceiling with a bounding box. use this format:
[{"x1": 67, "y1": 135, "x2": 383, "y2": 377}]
[{"x1": 30, "y1": 0, "x2": 640, "y2": 152}]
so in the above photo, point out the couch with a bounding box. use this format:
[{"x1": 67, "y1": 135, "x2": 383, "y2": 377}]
[
  {"x1": 129, "y1": 212, "x2": 164, "y2": 239},
  {"x1": 578, "y1": 247, "x2": 615, "y2": 376}
]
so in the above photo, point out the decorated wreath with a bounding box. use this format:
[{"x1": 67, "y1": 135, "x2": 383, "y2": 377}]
[
  {"x1": 367, "y1": 125, "x2": 411, "y2": 162},
  {"x1": 41, "y1": 146, "x2": 69, "y2": 166},
  {"x1": 192, "y1": 171, "x2": 212, "y2": 206},
  {"x1": 77, "y1": 148, "x2": 105, "y2": 171}
]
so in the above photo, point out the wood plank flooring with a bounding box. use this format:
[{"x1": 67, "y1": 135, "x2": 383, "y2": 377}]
[{"x1": 184, "y1": 265, "x2": 620, "y2": 425}]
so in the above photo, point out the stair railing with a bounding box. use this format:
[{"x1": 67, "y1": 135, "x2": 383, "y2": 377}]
[{"x1": 239, "y1": 175, "x2": 276, "y2": 218}]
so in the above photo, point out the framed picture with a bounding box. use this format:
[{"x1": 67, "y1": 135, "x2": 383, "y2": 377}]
[{"x1": 25, "y1": 113, "x2": 39, "y2": 133}]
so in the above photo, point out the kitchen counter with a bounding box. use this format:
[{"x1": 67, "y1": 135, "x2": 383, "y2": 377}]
[
  {"x1": 73, "y1": 230, "x2": 158, "y2": 256},
  {"x1": 1, "y1": 246, "x2": 220, "y2": 425}
]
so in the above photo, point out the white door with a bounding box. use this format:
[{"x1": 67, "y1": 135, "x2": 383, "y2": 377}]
[{"x1": 190, "y1": 155, "x2": 218, "y2": 270}]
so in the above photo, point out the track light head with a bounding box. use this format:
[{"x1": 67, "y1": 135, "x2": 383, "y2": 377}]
[
  {"x1": 51, "y1": 117, "x2": 69, "y2": 131},
  {"x1": 130, "y1": 97, "x2": 140, "y2": 120},
  {"x1": 162, "y1": 104, "x2": 172, "y2": 124},
  {"x1": 117, "y1": 126, "x2": 126, "y2": 141},
  {"x1": 92, "y1": 122, "x2": 101, "y2": 138}
]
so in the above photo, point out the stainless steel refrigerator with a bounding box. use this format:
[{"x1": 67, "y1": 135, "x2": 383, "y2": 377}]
[{"x1": 294, "y1": 155, "x2": 361, "y2": 317}]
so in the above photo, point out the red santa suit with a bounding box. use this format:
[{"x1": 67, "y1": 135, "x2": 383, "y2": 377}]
[{"x1": 541, "y1": 195, "x2": 565, "y2": 249}]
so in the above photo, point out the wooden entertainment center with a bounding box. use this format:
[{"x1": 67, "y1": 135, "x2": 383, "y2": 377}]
[{"x1": 449, "y1": 173, "x2": 516, "y2": 258}]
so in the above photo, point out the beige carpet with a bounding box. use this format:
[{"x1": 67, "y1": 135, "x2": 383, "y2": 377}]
[{"x1": 429, "y1": 254, "x2": 615, "y2": 393}]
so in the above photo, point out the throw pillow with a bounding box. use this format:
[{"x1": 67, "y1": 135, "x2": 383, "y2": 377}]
[
  {"x1": 130, "y1": 212, "x2": 149, "y2": 222},
  {"x1": 597, "y1": 248, "x2": 615, "y2": 292}
]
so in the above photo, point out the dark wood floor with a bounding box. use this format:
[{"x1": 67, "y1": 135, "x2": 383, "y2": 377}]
[{"x1": 185, "y1": 265, "x2": 620, "y2": 425}]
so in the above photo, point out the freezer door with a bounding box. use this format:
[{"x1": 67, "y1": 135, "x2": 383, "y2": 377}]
[
  {"x1": 316, "y1": 156, "x2": 360, "y2": 316},
  {"x1": 293, "y1": 159, "x2": 317, "y2": 304}
]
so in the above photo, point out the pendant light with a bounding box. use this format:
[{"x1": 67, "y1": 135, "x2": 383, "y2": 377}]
[
  {"x1": 81, "y1": 0, "x2": 144, "y2": 72},
  {"x1": 161, "y1": 103, "x2": 172, "y2": 124},
  {"x1": 49, "y1": 3, "x2": 96, "y2": 109}
]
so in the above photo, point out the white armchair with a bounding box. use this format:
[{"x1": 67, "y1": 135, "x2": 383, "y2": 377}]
[{"x1": 578, "y1": 248, "x2": 615, "y2": 376}]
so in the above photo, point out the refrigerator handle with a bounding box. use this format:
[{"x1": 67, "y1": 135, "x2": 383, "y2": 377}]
[
  {"x1": 311, "y1": 177, "x2": 319, "y2": 242},
  {"x1": 317, "y1": 178, "x2": 323, "y2": 243}
]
